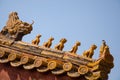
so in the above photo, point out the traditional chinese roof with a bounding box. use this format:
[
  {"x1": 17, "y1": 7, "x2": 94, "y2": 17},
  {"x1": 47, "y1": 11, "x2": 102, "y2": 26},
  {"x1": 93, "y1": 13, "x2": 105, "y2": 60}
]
[{"x1": 0, "y1": 12, "x2": 114, "y2": 80}]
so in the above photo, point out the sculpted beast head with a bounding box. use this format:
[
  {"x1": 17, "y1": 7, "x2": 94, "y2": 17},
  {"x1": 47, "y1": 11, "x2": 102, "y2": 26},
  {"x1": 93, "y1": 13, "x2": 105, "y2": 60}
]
[{"x1": 0, "y1": 12, "x2": 33, "y2": 41}]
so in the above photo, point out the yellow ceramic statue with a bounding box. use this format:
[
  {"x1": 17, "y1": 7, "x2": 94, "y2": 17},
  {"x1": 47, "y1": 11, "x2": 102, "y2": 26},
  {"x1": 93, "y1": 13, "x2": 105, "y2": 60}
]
[
  {"x1": 6, "y1": 12, "x2": 22, "y2": 35},
  {"x1": 99, "y1": 40, "x2": 106, "y2": 57},
  {"x1": 82, "y1": 44, "x2": 97, "y2": 58},
  {"x1": 70, "y1": 41, "x2": 81, "y2": 54},
  {"x1": 43, "y1": 37, "x2": 54, "y2": 48},
  {"x1": 32, "y1": 34, "x2": 41, "y2": 45},
  {"x1": 55, "y1": 38, "x2": 67, "y2": 51},
  {"x1": 1, "y1": 12, "x2": 34, "y2": 41},
  {"x1": 101, "y1": 46, "x2": 114, "y2": 63}
]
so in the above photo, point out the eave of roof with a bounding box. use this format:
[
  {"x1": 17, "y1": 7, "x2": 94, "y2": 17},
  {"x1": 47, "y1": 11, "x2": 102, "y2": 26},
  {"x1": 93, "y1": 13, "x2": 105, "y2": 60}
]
[{"x1": 0, "y1": 12, "x2": 114, "y2": 80}]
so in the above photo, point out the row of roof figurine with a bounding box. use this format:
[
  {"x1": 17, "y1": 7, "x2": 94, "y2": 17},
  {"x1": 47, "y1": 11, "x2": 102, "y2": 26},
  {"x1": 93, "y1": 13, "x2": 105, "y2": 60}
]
[
  {"x1": 31, "y1": 34, "x2": 107, "y2": 59},
  {"x1": 1, "y1": 12, "x2": 107, "y2": 59}
]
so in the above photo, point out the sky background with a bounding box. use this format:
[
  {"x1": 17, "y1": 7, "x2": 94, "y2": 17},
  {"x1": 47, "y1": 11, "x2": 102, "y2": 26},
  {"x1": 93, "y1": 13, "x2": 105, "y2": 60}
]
[{"x1": 0, "y1": 0, "x2": 120, "y2": 80}]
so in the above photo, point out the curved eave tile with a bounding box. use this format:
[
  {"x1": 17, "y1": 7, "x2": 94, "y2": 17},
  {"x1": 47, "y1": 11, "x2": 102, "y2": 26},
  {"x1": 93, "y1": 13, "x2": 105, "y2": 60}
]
[
  {"x1": 37, "y1": 67, "x2": 49, "y2": 72},
  {"x1": 10, "y1": 61, "x2": 22, "y2": 67},
  {"x1": 23, "y1": 64, "x2": 35, "y2": 70},
  {"x1": 51, "y1": 69, "x2": 65, "y2": 75},
  {"x1": 67, "y1": 72, "x2": 80, "y2": 78},
  {"x1": 0, "y1": 58, "x2": 9, "y2": 63}
]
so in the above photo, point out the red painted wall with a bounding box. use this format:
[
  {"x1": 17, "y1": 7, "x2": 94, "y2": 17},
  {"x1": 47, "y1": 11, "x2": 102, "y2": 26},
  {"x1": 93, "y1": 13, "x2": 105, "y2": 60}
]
[{"x1": 0, "y1": 63, "x2": 86, "y2": 80}]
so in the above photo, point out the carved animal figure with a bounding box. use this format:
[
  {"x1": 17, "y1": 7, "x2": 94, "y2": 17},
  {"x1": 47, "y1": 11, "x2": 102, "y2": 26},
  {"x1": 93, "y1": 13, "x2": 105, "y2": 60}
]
[
  {"x1": 43, "y1": 37, "x2": 54, "y2": 48},
  {"x1": 82, "y1": 44, "x2": 97, "y2": 58},
  {"x1": 6, "y1": 12, "x2": 21, "y2": 28},
  {"x1": 99, "y1": 40, "x2": 107, "y2": 57},
  {"x1": 0, "y1": 12, "x2": 34, "y2": 41},
  {"x1": 1, "y1": 12, "x2": 22, "y2": 35},
  {"x1": 32, "y1": 34, "x2": 41, "y2": 45},
  {"x1": 55, "y1": 38, "x2": 67, "y2": 51},
  {"x1": 70, "y1": 41, "x2": 81, "y2": 54},
  {"x1": 100, "y1": 46, "x2": 114, "y2": 63}
]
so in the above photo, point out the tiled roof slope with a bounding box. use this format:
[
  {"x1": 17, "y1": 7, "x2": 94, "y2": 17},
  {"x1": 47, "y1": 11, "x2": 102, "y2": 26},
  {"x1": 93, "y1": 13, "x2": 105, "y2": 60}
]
[{"x1": 0, "y1": 12, "x2": 114, "y2": 80}]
